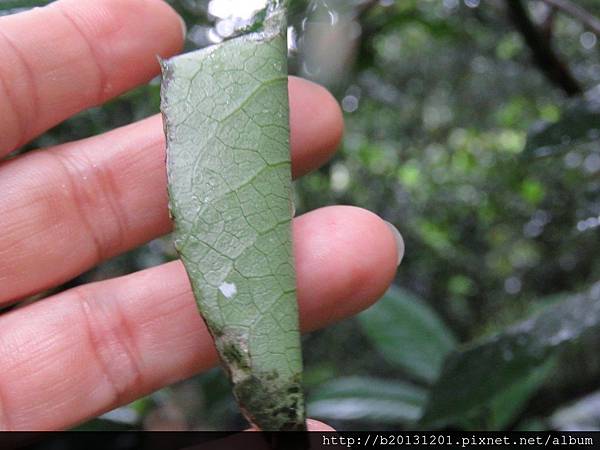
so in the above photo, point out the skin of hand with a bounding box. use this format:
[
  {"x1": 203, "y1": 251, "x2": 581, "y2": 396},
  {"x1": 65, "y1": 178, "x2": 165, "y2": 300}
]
[{"x1": 0, "y1": 0, "x2": 404, "y2": 431}]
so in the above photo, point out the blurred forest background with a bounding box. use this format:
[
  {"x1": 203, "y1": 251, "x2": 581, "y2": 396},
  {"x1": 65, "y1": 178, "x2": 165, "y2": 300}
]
[{"x1": 3, "y1": 0, "x2": 600, "y2": 431}]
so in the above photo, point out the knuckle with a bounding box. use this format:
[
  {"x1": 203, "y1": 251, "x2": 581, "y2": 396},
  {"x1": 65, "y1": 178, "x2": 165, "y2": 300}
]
[{"x1": 74, "y1": 286, "x2": 144, "y2": 406}]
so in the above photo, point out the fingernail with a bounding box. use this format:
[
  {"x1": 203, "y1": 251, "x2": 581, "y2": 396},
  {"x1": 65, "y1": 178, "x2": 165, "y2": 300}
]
[
  {"x1": 384, "y1": 221, "x2": 405, "y2": 266},
  {"x1": 179, "y1": 16, "x2": 187, "y2": 41}
]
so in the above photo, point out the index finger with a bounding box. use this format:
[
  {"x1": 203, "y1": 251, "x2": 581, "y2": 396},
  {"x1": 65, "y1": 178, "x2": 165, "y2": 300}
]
[{"x1": 0, "y1": 0, "x2": 184, "y2": 155}]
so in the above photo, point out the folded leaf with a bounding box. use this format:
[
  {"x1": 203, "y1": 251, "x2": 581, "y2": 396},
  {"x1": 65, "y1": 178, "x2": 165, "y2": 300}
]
[{"x1": 160, "y1": 2, "x2": 305, "y2": 431}]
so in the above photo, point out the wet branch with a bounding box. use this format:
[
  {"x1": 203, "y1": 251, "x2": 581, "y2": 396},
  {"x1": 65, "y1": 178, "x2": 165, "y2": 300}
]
[{"x1": 506, "y1": 0, "x2": 582, "y2": 97}]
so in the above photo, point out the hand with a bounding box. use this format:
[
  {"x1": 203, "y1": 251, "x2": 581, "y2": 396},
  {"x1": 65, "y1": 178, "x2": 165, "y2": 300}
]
[{"x1": 0, "y1": 0, "x2": 403, "y2": 430}]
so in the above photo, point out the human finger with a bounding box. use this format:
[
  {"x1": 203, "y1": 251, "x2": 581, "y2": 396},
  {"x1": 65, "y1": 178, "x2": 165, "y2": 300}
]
[
  {"x1": 0, "y1": 0, "x2": 184, "y2": 155},
  {"x1": 0, "y1": 206, "x2": 401, "y2": 430},
  {"x1": 0, "y1": 77, "x2": 343, "y2": 305}
]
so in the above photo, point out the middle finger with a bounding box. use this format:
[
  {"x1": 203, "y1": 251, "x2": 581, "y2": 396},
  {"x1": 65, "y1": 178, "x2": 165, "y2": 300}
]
[{"x1": 0, "y1": 77, "x2": 343, "y2": 305}]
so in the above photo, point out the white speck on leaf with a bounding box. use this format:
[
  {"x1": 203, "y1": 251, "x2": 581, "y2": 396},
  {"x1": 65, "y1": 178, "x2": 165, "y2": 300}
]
[{"x1": 219, "y1": 282, "x2": 237, "y2": 299}]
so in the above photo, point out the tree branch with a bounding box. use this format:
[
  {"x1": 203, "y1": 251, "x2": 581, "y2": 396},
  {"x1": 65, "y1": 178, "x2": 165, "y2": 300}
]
[
  {"x1": 506, "y1": 0, "x2": 582, "y2": 97},
  {"x1": 542, "y1": 0, "x2": 600, "y2": 36}
]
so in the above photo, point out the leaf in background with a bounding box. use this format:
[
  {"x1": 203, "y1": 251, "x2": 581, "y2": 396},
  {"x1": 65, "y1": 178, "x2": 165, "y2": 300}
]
[
  {"x1": 0, "y1": 0, "x2": 52, "y2": 12},
  {"x1": 73, "y1": 418, "x2": 138, "y2": 431},
  {"x1": 523, "y1": 90, "x2": 600, "y2": 159},
  {"x1": 421, "y1": 283, "x2": 600, "y2": 427},
  {"x1": 550, "y1": 390, "x2": 600, "y2": 431},
  {"x1": 308, "y1": 376, "x2": 427, "y2": 425},
  {"x1": 487, "y1": 358, "x2": 555, "y2": 430},
  {"x1": 358, "y1": 286, "x2": 456, "y2": 384},
  {"x1": 160, "y1": 2, "x2": 305, "y2": 431}
]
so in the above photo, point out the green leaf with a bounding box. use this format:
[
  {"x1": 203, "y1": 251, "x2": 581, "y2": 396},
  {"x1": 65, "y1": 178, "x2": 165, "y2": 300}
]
[
  {"x1": 487, "y1": 358, "x2": 555, "y2": 430},
  {"x1": 308, "y1": 376, "x2": 427, "y2": 424},
  {"x1": 0, "y1": 0, "x2": 52, "y2": 11},
  {"x1": 73, "y1": 418, "x2": 137, "y2": 431},
  {"x1": 523, "y1": 93, "x2": 600, "y2": 159},
  {"x1": 358, "y1": 286, "x2": 456, "y2": 383},
  {"x1": 160, "y1": 2, "x2": 305, "y2": 431},
  {"x1": 421, "y1": 285, "x2": 600, "y2": 427},
  {"x1": 550, "y1": 389, "x2": 600, "y2": 431}
]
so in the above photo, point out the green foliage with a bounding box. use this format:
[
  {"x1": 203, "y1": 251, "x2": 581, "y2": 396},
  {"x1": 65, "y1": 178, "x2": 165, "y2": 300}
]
[
  {"x1": 0, "y1": 0, "x2": 51, "y2": 11},
  {"x1": 524, "y1": 93, "x2": 600, "y2": 159},
  {"x1": 308, "y1": 376, "x2": 426, "y2": 425},
  {"x1": 422, "y1": 285, "x2": 600, "y2": 426},
  {"x1": 358, "y1": 287, "x2": 456, "y2": 384},
  {"x1": 74, "y1": 419, "x2": 138, "y2": 432},
  {"x1": 11, "y1": 0, "x2": 600, "y2": 432},
  {"x1": 487, "y1": 361, "x2": 555, "y2": 430}
]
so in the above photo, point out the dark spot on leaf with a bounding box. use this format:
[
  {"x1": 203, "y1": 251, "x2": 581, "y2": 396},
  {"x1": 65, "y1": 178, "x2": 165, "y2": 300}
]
[
  {"x1": 265, "y1": 370, "x2": 279, "y2": 381},
  {"x1": 221, "y1": 342, "x2": 250, "y2": 370},
  {"x1": 234, "y1": 373, "x2": 305, "y2": 431},
  {"x1": 287, "y1": 385, "x2": 300, "y2": 394}
]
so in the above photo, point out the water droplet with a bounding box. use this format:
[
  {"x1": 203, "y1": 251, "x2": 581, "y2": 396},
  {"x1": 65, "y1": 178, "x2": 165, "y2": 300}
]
[
  {"x1": 587, "y1": 129, "x2": 600, "y2": 140},
  {"x1": 580, "y1": 31, "x2": 597, "y2": 50},
  {"x1": 216, "y1": 19, "x2": 235, "y2": 38},
  {"x1": 504, "y1": 277, "x2": 522, "y2": 295},
  {"x1": 341, "y1": 95, "x2": 359, "y2": 113},
  {"x1": 576, "y1": 215, "x2": 600, "y2": 232},
  {"x1": 548, "y1": 328, "x2": 574, "y2": 346},
  {"x1": 330, "y1": 162, "x2": 351, "y2": 193},
  {"x1": 584, "y1": 153, "x2": 600, "y2": 173},
  {"x1": 564, "y1": 151, "x2": 582, "y2": 168}
]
